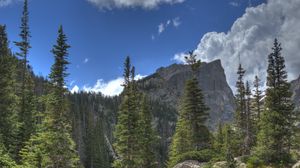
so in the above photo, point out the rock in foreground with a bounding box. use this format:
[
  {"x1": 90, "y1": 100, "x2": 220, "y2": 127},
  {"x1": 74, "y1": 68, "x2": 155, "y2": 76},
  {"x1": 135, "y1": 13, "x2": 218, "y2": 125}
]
[{"x1": 173, "y1": 160, "x2": 207, "y2": 168}]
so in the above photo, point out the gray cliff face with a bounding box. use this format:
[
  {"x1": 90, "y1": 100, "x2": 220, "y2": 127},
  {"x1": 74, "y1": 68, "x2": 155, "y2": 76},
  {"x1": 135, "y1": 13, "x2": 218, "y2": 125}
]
[
  {"x1": 138, "y1": 59, "x2": 236, "y2": 129},
  {"x1": 291, "y1": 75, "x2": 300, "y2": 111}
]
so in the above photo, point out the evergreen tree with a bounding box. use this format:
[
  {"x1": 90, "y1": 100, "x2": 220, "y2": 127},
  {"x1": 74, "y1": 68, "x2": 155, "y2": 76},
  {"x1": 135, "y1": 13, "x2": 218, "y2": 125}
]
[
  {"x1": 252, "y1": 75, "x2": 263, "y2": 121},
  {"x1": 255, "y1": 39, "x2": 295, "y2": 165},
  {"x1": 138, "y1": 95, "x2": 157, "y2": 168},
  {"x1": 14, "y1": 0, "x2": 36, "y2": 159},
  {"x1": 244, "y1": 81, "x2": 253, "y2": 155},
  {"x1": 0, "y1": 137, "x2": 17, "y2": 168},
  {"x1": 0, "y1": 25, "x2": 19, "y2": 158},
  {"x1": 168, "y1": 52, "x2": 210, "y2": 167},
  {"x1": 113, "y1": 56, "x2": 140, "y2": 168},
  {"x1": 251, "y1": 75, "x2": 263, "y2": 145},
  {"x1": 225, "y1": 125, "x2": 236, "y2": 168},
  {"x1": 214, "y1": 122, "x2": 225, "y2": 155},
  {"x1": 47, "y1": 25, "x2": 80, "y2": 167},
  {"x1": 20, "y1": 26, "x2": 81, "y2": 168},
  {"x1": 85, "y1": 111, "x2": 110, "y2": 168},
  {"x1": 234, "y1": 64, "x2": 247, "y2": 155}
]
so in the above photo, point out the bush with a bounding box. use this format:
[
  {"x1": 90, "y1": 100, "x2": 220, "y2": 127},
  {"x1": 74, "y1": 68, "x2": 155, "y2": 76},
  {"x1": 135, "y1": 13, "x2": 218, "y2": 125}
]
[{"x1": 246, "y1": 156, "x2": 264, "y2": 168}]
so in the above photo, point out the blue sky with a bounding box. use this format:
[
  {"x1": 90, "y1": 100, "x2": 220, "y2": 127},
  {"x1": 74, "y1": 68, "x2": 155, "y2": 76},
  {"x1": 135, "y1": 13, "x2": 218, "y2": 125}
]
[{"x1": 5, "y1": 0, "x2": 295, "y2": 96}]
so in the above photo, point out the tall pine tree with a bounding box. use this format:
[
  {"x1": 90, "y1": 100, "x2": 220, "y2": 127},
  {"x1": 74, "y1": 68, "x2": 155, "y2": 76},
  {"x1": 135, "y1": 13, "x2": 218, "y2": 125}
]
[
  {"x1": 234, "y1": 64, "x2": 247, "y2": 155},
  {"x1": 137, "y1": 95, "x2": 157, "y2": 168},
  {"x1": 244, "y1": 81, "x2": 253, "y2": 155},
  {"x1": 14, "y1": 0, "x2": 36, "y2": 160},
  {"x1": 168, "y1": 51, "x2": 210, "y2": 167},
  {"x1": 252, "y1": 75, "x2": 263, "y2": 122},
  {"x1": 255, "y1": 39, "x2": 295, "y2": 165},
  {"x1": 113, "y1": 56, "x2": 140, "y2": 168},
  {"x1": 0, "y1": 25, "x2": 19, "y2": 158},
  {"x1": 20, "y1": 26, "x2": 81, "y2": 168}
]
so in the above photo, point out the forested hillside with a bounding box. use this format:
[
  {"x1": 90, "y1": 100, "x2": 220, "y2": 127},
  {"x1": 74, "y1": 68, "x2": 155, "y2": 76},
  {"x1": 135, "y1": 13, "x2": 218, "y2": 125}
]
[{"x1": 1, "y1": 0, "x2": 300, "y2": 168}]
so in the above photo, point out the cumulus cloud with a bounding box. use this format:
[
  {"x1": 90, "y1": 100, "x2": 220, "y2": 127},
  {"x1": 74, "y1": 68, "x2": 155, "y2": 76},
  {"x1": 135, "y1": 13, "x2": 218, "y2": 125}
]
[
  {"x1": 87, "y1": 0, "x2": 185, "y2": 10},
  {"x1": 174, "y1": 0, "x2": 300, "y2": 91},
  {"x1": 83, "y1": 78, "x2": 124, "y2": 96},
  {"x1": 82, "y1": 74, "x2": 146, "y2": 96}
]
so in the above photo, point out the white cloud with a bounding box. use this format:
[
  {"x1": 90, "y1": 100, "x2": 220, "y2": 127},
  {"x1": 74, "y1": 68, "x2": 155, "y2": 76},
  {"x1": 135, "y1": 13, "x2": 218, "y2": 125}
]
[
  {"x1": 158, "y1": 23, "x2": 165, "y2": 34},
  {"x1": 83, "y1": 78, "x2": 124, "y2": 96},
  {"x1": 86, "y1": 0, "x2": 185, "y2": 10},
  {"x1": 82, "y1": 74, "x2": 146, "y2": 96},
  {"x1": 172, "y1": 17, "x2": 181, "y2": 27},
  {"x1": 157, "y1": 17, "x2": 181, "y2": 35},
  {"x1": 71, "y1": 85, "x2": 80, "y2": 93},
  {"x1": 173, "y1": 52, "x2": 187, "y2": 63},
  {"x1": 83, "y1": 58, "x2": 89, "y2": 63},
  {"x1": 0, "y1": 0, "x2": 13, "y2": 7},
  {"x1": 166, "y1": 20, "x2": 171, "y2": 25},
  {"x1": 174, "y1": 0, "x2": 300, "y2": 91},
  {"x1": 229, "y1": 1, "x2": 239, "y2": 7}
]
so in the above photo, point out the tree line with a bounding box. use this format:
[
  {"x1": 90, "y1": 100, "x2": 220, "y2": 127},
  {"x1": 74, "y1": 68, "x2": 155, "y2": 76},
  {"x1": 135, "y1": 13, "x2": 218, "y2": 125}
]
[
  {"x1": 0, "y1": 0, "x2": 80, "y2": 167},
  {"x1": 1, "y1": 0, "x2": 299, "y2": 168},
  {"x1": 111, "y1": 42, "x2": 298, "y2": 168}
]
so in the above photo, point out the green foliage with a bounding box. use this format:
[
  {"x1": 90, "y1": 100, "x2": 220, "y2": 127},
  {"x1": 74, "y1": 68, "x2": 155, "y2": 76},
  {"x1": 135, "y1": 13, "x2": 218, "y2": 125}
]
[
  {"x1": 0, "y1": 25, "x2": 19, "y2": 157},
  {"x1": 213, "y1": 122, "x2": 225, "y2": 156},
  {"x1": 254, "y1": 39, "x2": 295, "y2": 165},
  {"x1": 234, "y1": 64, "x2": 247, "y2": 155},
  {"x1": 224, "y1": 125, "x2": 236, "y2": 168},
  {"x1": 85, "y1": 111, "x2": 110, "y2": 168},
  {"x1": 168, "y1": 53, "x2": 210, "y2": 168},
  {"x1": 21, "y1": 26, "x2": 81, "y2": 168},
  {"x1": 246, "y1": 155, "x2": 264, "y2": 168},
  {"x1": 13, "y1": 0, "x2": 36, "y2": 160},
  {"x1": 137, "y1": 95, "x2": 158, "y2": 168},
  {"x1": 0, "y1": 140, "x2": 17, "y2": 168},
  {"x1": 113, "y1": 57, "x2": 141, "y2": 168}
]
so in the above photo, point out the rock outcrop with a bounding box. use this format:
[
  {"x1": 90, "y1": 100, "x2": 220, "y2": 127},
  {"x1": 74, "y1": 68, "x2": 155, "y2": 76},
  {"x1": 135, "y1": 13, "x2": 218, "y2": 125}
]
[
  {"x1": 139, "y1": 59, "x2": 236, "y2": 130},
  {"x1": 173, "y1": 160, "x2": 207, "y2": 168},
  {"x1": 291, "y1": 75, "x2": 300, "y2": 111}
]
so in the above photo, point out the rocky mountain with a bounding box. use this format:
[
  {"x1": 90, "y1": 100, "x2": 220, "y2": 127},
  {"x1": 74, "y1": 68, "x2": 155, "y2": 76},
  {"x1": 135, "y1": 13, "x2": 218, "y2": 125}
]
[
  {"x1": 291, "y1": 75, "x2": 300, "y2": 111},
  {"x1": 69, "y1": 60, "x2": 236, "y2": 167},
  {"x1": 138, "y1": 59, "x2": 236, "y2": 129}
]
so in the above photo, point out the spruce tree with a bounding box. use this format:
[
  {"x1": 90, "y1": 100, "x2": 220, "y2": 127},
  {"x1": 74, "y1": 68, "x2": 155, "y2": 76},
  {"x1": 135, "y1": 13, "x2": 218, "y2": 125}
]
[
  {"x1": 20, "y1": 26, "x2": 80, "y2": 168},
  {"x1": 244, "y1": 81, "x2": 253, "y2": 154},
  {"x1": 138, "y1": 95, "x2": 157, "y2": 168},
  {"x1": 168, "y1": 52, "x2": 210, "y2": 167},
  {"x1": 214, "y1": 122, "x2": 225, "y2": 155},
  {"x1": 14, "y1": 0, "x2": 36, "y2": 159},
  {"x1": 225, "y1": 125, "x2": 236, "y2": 168},
  {"x1": 0, "y1": 25, "x2": 18, "y2": 157},
  {"x1": 252, "y1": 75, "x2": 263, "y2": 122},
  {"x1": 47, "y1": 25, "x2": 80, "y2": 167},
  {"x1": 0, "y1": 137, "x2": 17, "y2": 168},
  {"x1": 255, "y1": 39, "x2": 295, "y2": 165},
  {"x1": 234, "y1": 64, "x2": 247, "y2": 155},
  {"x1": 85, "y1": 111, "x2": 109, "y2": 168},
  {"x1": 252, "y1": 75, "x2": 263, "y2": 144},
  {"x1": 113, "y1": 56, "x2": 140, "y2": 168}
]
